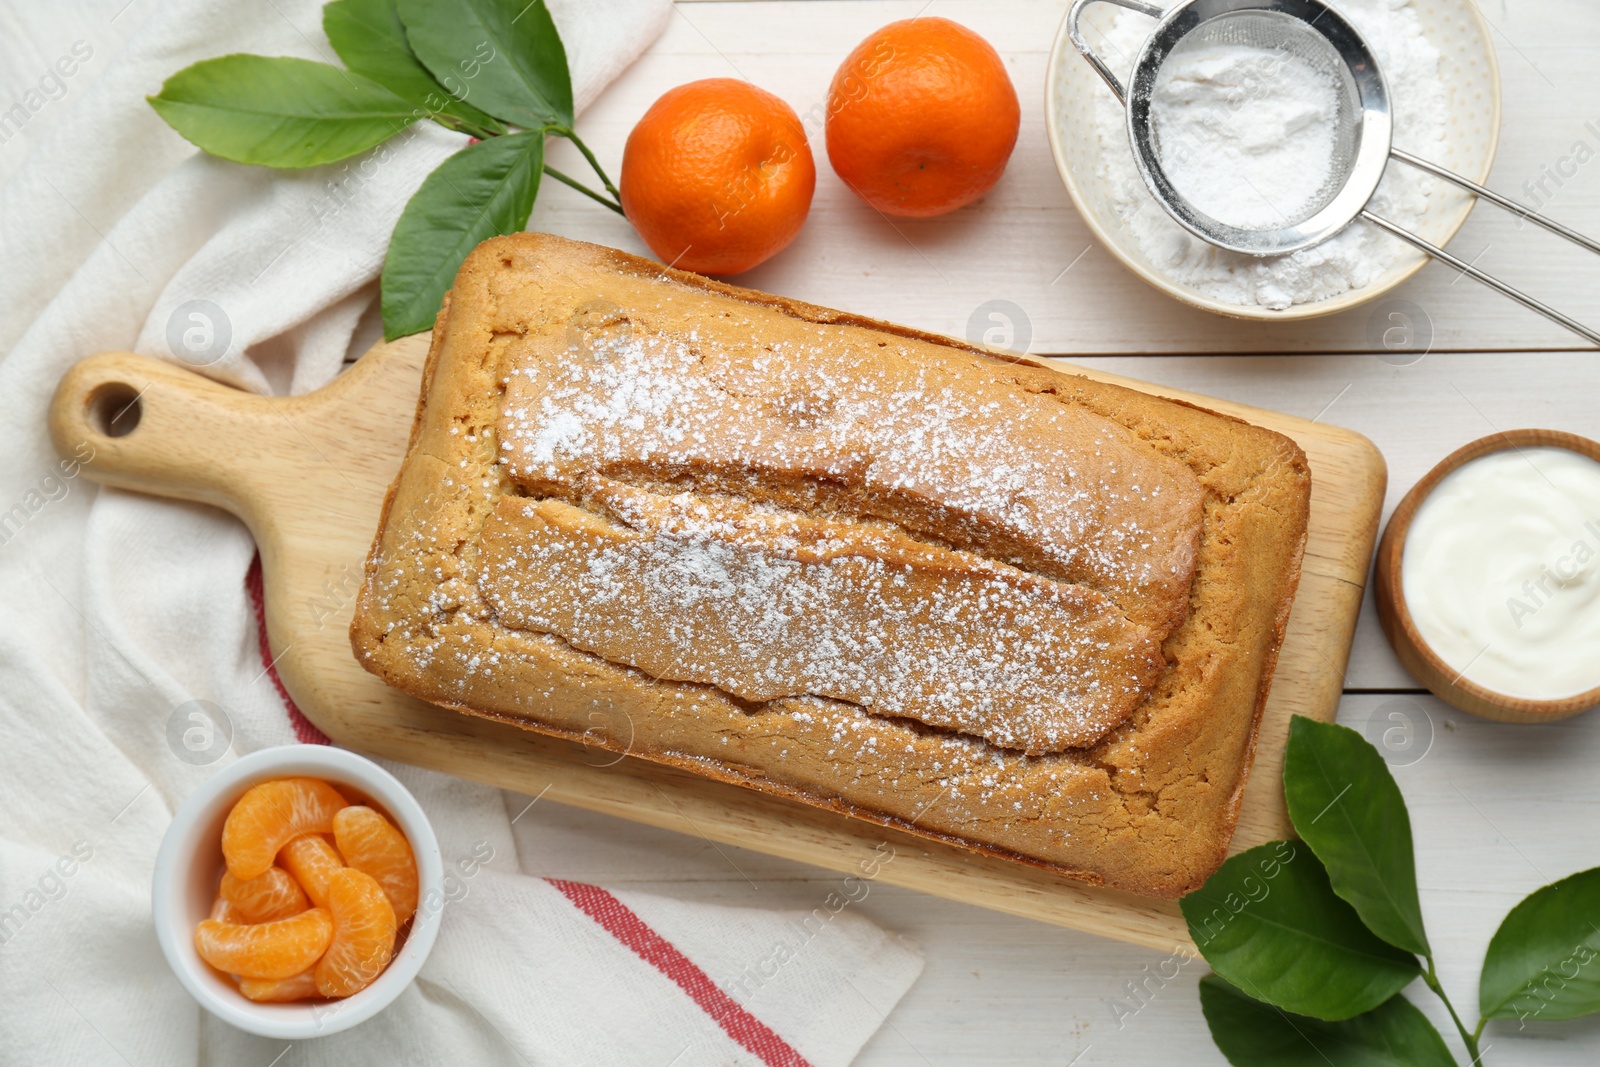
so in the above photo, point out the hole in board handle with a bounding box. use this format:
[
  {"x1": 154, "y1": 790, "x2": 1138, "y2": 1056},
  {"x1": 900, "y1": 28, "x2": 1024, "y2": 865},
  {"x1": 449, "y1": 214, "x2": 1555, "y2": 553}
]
[{"x1": 87, "y1": 382, "x2": 142, "y2": 438}]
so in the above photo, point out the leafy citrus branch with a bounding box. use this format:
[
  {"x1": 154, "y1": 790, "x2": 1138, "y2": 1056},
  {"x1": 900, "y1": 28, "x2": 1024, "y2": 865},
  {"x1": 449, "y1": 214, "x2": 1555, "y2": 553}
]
[
  {"x1": 1183, "y1": 717, "x2": 1600, "y2": 1066},
  {"x1": 146, "y1": 0, "x2": 622, "y2": 339}
]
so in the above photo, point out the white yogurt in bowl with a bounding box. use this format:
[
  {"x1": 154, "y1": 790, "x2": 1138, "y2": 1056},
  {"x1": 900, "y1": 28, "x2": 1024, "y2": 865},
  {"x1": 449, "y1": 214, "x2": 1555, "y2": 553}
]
[{"x1": 1402, "y1": 447, "x2": 1600, "y2": 701}]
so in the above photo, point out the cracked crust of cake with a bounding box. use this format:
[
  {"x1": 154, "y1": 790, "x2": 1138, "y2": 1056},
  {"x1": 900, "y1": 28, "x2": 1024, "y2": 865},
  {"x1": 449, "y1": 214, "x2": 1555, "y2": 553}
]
[{"x1": 350, "y1": 233, "x2": 1310, "y2": 899}]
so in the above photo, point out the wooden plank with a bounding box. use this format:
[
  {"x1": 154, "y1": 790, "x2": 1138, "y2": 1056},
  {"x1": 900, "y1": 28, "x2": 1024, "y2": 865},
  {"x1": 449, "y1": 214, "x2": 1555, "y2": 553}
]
[
  {"x1": 48, "y1": 330, "x2": 1380, "y2": 952},
  {"x1": 534, "y1": 0, "x2": 1600, "y2": 353}
]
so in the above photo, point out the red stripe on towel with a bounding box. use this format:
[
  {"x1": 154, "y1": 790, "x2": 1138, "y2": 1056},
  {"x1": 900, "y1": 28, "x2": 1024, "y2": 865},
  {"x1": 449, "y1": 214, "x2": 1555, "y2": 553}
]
[
  {"x1": 246, "y1": 553, "x2": 330, "y2": 745},
  {"x1": 546, "y1": 877, "x2": 813, "y2": 1067}
]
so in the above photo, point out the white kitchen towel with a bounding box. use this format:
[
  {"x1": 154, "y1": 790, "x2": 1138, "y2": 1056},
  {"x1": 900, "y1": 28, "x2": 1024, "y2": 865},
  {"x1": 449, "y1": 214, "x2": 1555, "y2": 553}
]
[{"x1": 0, "y1": 1, "x2": 924, "y2": 1065}]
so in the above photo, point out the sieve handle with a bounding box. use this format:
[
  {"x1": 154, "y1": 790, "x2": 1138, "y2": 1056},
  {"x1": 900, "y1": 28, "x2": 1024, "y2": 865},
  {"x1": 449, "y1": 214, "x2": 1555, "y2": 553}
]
[
  {"x1": 1360, "y1": 209, "x2": 1600, "y2": 347},
  {"x1": 1390, "y1": 148, "x2": 1600, "y2": 257},
  {"x1": 1067, "y1": 0, "x2": 1166, "y2": 105}
]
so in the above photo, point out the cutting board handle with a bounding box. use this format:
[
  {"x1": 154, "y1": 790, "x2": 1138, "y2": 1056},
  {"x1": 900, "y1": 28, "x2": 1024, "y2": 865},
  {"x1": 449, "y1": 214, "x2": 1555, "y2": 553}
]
[{"x1": 48, "y1": 351, "x2": 298, "y2": 522}]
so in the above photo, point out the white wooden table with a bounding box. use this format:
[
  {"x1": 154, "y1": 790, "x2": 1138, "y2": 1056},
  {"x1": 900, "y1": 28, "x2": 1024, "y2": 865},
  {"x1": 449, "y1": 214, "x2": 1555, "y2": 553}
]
[{"x1": 517, "y1": 2, "x2": 1600, "y2": 1062}]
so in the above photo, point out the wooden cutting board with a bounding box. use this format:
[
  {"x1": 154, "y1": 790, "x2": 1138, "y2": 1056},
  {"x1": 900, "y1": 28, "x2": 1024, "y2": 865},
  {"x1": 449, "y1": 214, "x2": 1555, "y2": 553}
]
[{"x1": 48, "y1": 334, "x2": 1384, "y2": 951}]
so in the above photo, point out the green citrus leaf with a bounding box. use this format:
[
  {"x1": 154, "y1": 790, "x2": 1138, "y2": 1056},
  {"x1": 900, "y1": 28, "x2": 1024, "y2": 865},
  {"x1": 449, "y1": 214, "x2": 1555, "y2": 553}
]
[
  {"x1": 1284, "y1": 716, "x2": 1431, "y2": 957},
  {"x1": 380, "y1": 131, "x2": 544, "y2": 339},
  {"x1": 1181, "y1": 841, "x2": 1421, "y2": 1021},
  {"x1": 323, "y1": 0, "x2": 506, "y2": 133},
  {"x1": 147, "y1": 55, "x2": 417, "y2": 168},
  {"x1": 1479, "y1": 866, "x2": 1600, "y2": 1023},
  {"x1": 397, "y1": 0, "x2": 573, "y2": 129},
  {"x1": 1199, "y1": 976, "x2": 1457, "y2": 1067}
]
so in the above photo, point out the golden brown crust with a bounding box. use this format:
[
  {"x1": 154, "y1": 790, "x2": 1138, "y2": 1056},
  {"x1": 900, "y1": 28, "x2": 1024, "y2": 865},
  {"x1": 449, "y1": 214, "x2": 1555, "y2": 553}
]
[{"x1": 350, "y1": 233, "x2": 1311, "y2": 898}]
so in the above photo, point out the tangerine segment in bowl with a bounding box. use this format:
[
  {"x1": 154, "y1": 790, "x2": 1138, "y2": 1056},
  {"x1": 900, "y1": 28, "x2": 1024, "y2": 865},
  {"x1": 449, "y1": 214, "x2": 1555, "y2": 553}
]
[
  {"x1": 316, "y1": 868, "x2": 398, "y2": 998},
  {"x1": 334, "y1": 806, "x2": 419, "y2": 925},
  {"x1": 195, "y1": 908, "x2": 333, "y2": 980},
  {"x1": 239, "y1": 969, "x2": 321, "y2": 1003},
  {"x1": 220, "y1": 866, "x2": 309, "y2": 924},
  {"x1": 223, "y1": 778, "x2": 349, "y2": 880},
  {"x1": 279, "y1": 833, "x2": 345, "y2": 908}
]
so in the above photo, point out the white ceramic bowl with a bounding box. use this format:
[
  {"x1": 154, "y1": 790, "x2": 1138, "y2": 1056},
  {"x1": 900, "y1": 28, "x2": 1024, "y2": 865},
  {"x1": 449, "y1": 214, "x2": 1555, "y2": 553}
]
[
  {"x1": 152, "y1": 745, "x2": 443, "y2": 1039},
  {"x1": 1045, "y1": 0, "x2": 1502, "y2": 321}
]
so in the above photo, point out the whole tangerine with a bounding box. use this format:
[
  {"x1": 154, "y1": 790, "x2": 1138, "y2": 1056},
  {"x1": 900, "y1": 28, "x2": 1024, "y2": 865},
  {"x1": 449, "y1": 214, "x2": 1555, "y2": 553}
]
[
  {"x1": 825, "y1": 18, "x2": 1020, "y2": 217},
  {"x1": 621, "y1": 78, "x2": 816, "y2": 276}
]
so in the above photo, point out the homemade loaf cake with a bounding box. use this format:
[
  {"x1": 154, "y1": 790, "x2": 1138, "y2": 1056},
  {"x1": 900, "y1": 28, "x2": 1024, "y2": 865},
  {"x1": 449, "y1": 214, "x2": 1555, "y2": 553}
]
[{"x1": 351, "y1": 233, "x2": 1310, "y2": 898}]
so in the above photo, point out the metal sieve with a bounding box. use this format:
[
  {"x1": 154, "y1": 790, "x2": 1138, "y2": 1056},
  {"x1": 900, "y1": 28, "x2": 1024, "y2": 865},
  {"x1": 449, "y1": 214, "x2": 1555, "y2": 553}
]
[{"x1": 1069, "y1": 0, "x2": 1600, "y2": 345}]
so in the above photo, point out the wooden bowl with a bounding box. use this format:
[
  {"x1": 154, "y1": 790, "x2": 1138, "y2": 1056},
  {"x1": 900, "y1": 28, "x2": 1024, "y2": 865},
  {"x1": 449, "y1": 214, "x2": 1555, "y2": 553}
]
[{"x1": 1375, "y1": 429, "x2": 1600, "y2": 723}]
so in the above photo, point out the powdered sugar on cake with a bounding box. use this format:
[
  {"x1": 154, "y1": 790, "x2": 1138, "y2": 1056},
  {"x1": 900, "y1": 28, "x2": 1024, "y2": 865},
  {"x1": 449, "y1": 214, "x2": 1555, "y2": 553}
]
[
  {"x1": 477, "y1": 479, "x2": 1166, "y2": 753},
  {"x1": 348, "y1": 237, "x2": 1314, "y2": 895},
  {"x1": 432, "y1": 318, "x2": 1214, "y2": 753},
  {"x1": 496, "y1": 323, "x2": 1203, "y2": 638}
]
